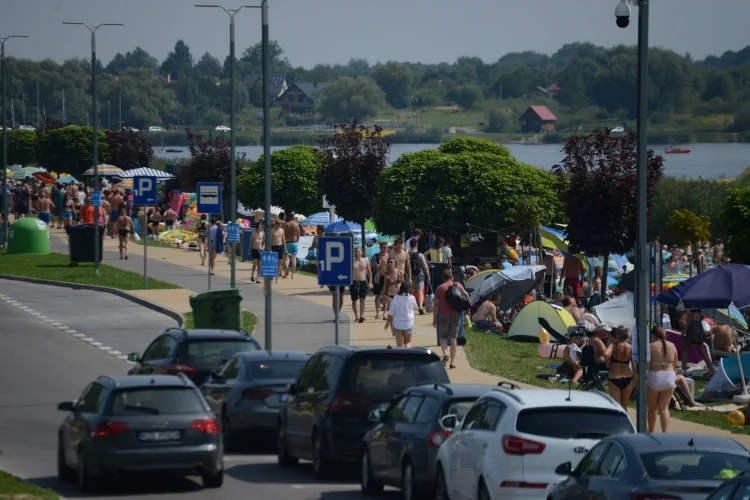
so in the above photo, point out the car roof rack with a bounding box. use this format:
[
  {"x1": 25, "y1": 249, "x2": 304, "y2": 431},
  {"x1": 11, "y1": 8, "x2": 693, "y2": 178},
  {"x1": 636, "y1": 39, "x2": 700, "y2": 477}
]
[
  {"x1": 589, "y1": 390, "x2": 621, "y2": 408},
  {"x1": 416, "y1": 383, "x2": 454, "y2": 395},
  {"x1": 165, "y1": 327, "x2": 188, "y2": 336},
  {"x1": 491, "y1": 386, "x2": 524, "y2": 405}
]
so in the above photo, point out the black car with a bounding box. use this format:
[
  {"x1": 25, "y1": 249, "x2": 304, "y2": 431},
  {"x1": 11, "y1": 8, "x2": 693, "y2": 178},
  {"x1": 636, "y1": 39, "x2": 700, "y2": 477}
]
[
  {"x1": 277, "y1": 346, "x2": 450, "y2": 479},
  {"x1": 57, "y1": 374, "x2": 223, "y2": 492},
  {"x1": 127, "y1": 328, "x2": 261, "y2": 385},
  {"x1": 200, "y1": 351, "x2": 311, "y2": 450},
  {"x1": 361, "y1": 383, "x2": 497, "y2": 500},
  {"x1": 707, "y1": 472, "x2": 750, "y2": 499}
]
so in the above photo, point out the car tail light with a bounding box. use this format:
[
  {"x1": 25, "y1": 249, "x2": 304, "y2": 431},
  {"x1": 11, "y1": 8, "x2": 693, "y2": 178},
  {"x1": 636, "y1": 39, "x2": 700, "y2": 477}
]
[
  {"x1": 242, "y1": 388, "x2": 274, "y2": 400},
  {"x1": 428, "y1": 431, "x2": 452, "y2": 447},
  {"x1": 500, "y1": 481, "x2": 548, "y2": 489},
  {"x1": 501, "y1": 435, "x2": 546, "y2": 455},
  {"x1": 95, "y1": 421, "x2": 128, "y2": 438},
  {"x1": 331, "y1": 393, "x2": 371, "y2": 412},
  {"x1": 166, "y1": 363, "x2": 196, "y2": 376},
  {"x1": 630, "y1": 495, "x2": 682, "y2": 500},
  {"x1": 191, "y1": 418, "x2": 220, "y2": 434}
]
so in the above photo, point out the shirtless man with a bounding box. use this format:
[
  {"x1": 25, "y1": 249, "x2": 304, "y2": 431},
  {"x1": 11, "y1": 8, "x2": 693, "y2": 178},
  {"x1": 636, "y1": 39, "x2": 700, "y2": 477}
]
[
  {"x1": 37, "y1": 191, "x2": 55, "y2": 226},
  {"x1": 589, "y1": 324, "x2": 611, "y2": 370},
  {"x1": 388, "y1": 238, "x2": 412, "y2": 283},
  {"x1": 271, "y1": 219, "x2": 286, "y2": 283},
  {"x1": 163, "y1": 206, "x2": 178, "y2": 230},
  {"x1": 282, "y1": 212, "x2": 301, "y2": 278},
  {"x1": 150, "y1": 208, "x2": 162, "y2": 238},
  {"x1": 110, "y1": 189, "x2": 124, "y2": 239},
  {"x1": 115, "y1": 203, "x2": 134, "y2": 260},
  {"x1": 562, "y1": 297, "x2": 583, "y2": 323},
  {"x1": 713, "y1": 324, "x2": 738, "y2": 353},
  {"x1": 250, "y1": 222, "x2": 265, "y2": 283},
  {"x1": 350, "y1": 247, "x2": 372, "y2": 323},
  {"x1": 471, "y1": 294, "x2": 503, "y2": 330},
  {"x1": 561, "y1": 246, "x2": 585, "y2": 300}
]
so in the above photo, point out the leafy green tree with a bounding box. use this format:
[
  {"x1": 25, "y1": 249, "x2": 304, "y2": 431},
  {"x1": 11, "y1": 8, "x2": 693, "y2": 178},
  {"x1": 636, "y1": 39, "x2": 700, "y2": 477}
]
[
  {"x1": 451, "y1": 84, "x2": 484, "y2": 110},
  {"x1": 187, "y1": 131, "x2": 245, "y2": 198},
  {"x1": 195, "y1": 52, "x2": 223, "y2": 78},
  {"x1": 486, "y1": 109, "x2": 513, "y2": 133},
  {"x1": 237, "y1": 145, "x2": 324, "y2": 216},
  {"x1": 105, "y1": 129, "x2": 153, "y2": 170},
  {"x1": 373, "y1": 61, "x2": 413, "y2": 109},
  {"x1": 37, "y1": 126, "x2": 109, "y2": 177},
  {"x1": 161, "y1": 40, "x2": 194, "y2": 78},
  {"x1": 102, "y1": 68, "x2": 178, "y2": 128},
  {"x1": 373, "y1": 138, "x2": 558, "y2": 236},
  {"x1": 720, "y1": 187, "x2": 750, "y2": 264},
  {"x1": 734, "y1": 104, "x2": 750, "y2": 132},
  {"x1": 5, "y1": 129, "x2": 37, "y2": 165},
  {"x1": 666, "y1": 209, "x2": 712, "y2": 257},
  {"x1": 240, "y1": 40, "x2": 290, "y2": 74},
  {"x1": 317, "y1": 77, "x2": 386, "y2": 122},
  {"x1": 318, "y1": 120, "x2": 391, "y2": 249},
  {"x1": 202, "y1": 109, "x2": 228, "y2": 128},
  {"x1": 106, "y1": 47, "x2": 159, "y2": 74},
  {"x1": 411, "y1": 88, "x2": 439, "y2": 108}
]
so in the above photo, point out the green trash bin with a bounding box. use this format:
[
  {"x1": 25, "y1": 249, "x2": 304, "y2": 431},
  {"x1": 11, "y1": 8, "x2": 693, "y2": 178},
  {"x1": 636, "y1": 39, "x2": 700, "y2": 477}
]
[{"x1": 189, "y1": 289, "x2": 243, "y2": 330}]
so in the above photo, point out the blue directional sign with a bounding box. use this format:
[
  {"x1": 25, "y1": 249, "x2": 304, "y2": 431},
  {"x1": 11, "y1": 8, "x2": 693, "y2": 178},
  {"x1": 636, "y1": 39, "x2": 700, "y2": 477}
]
[
  {"x1": 317, "y1": 236, "x2": 353, "y2": 286},
  {"x1": 226, "y1": 223, "x2": 240, "y2": 244},
  {"x1": 197, "y1": 182, "x2": 222, "y2": 214},
  {"x1": 260, "y1": 251, "x2": 279, "y2": 278},
  {"x1": 90, "y1": 191, "x2": 102, "y2": 208},
  {"x1": 133, "y1": 176, "x2": 157, "y2": 205}
]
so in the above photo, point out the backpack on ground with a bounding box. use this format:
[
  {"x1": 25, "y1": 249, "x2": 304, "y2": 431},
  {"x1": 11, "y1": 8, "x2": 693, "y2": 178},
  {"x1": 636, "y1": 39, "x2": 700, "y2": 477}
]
[{"x1": 445, "y1": 282, "x2": 471, "y2": 312}]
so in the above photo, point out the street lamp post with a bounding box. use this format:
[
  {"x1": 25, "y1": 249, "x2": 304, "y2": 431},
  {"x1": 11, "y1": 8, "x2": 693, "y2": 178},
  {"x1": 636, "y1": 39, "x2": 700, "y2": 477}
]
[
  {"x1": 1, "y1": 35, "x2": 28, "y2": 249},
  {"x1": 63, "y1": 22, "x2": 123, "y2": 277},
  {"x1": 195, "y1": 4, "x2": 258, "y2": 291}
]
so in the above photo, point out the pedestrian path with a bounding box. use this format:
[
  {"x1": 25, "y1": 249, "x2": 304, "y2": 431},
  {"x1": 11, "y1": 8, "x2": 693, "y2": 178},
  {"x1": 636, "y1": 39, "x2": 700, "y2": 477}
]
[{"x1": 46, "y1": 228, "x2": 750, "y2": 445}]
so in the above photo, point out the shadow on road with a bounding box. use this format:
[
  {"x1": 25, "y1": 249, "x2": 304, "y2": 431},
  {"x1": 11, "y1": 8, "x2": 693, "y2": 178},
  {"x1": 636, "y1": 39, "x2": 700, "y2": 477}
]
[
  {"x1": 28, "y1": 475, "x2": 201, "y2": 498},
  {"x1": 226, "y1": 462, "x2": 358, "y2": 485}
]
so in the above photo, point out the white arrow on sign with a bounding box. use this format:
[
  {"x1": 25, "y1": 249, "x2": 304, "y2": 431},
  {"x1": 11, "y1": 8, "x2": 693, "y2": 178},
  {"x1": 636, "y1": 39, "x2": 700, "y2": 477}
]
[{"x1": 337, "y1": 274, "x2": 348, "y2": 280}]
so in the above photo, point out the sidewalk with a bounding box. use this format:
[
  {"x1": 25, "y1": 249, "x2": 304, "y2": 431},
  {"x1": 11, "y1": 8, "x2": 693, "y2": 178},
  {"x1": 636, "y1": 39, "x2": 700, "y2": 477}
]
[{"x1": 46, "y1": 228, "x2": 750, "y2": 446}]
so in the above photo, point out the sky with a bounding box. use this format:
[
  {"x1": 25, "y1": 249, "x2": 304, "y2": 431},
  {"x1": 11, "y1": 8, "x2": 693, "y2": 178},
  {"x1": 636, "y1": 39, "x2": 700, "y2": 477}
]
[{"x1": 2, "y1": 0, "x2": 749, "y2": 67}]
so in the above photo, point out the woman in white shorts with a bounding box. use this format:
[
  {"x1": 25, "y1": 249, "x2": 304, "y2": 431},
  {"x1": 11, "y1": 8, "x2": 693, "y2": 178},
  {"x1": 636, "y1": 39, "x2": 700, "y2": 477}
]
[
  {"x1": 647, "y1": 325, "x2": 678, "y2": 433},
  {"x1": 385, "y1": 282, "x2": 418, "y2": 347}
]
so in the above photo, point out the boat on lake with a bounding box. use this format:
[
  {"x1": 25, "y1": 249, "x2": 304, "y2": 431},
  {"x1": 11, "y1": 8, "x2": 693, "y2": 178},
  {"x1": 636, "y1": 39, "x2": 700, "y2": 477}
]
[
  {"x1": 165, "y1": 148, "x2": 183, "y2": 153},
  {"x1": 665, "y1": 146, "x2": 692, "y2": 154}
]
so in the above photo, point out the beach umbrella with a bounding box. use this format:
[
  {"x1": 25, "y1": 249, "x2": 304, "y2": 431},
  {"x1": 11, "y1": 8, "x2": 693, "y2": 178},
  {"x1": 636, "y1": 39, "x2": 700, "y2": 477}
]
[
  {"x1": 33, "y1": 171, "x2": 56, "y2": 184},
  {"x1": 303, "y1": 211, "x2": 342, "y2": 226},
  {"x1": 113, "y1": 167, "x2": 173, "y2": 180},
  {"x1": 657, "y1": 265, "x2": 750, "y2": 310},
  {"x1": 115, "y1": 178, "x2": 133, "y2": 190},
  {"x1": 703, "y1": 306, "x2": 748, "y2": 332},
  {"x1": 469, "y1": 265, "x2": 546, "y2": 309},
  {"x1": 464, "y1": 269, "x2": 501, "y2": 291},
  {"x1": 84, "y1": 164, "x2": 124, "y2": 176},
  {"x1": 56, "y1": 175, "x2": 79, "y2": 184},
  {"x1": 10, "y1": 166, "x2": 42, "y2": 179}
]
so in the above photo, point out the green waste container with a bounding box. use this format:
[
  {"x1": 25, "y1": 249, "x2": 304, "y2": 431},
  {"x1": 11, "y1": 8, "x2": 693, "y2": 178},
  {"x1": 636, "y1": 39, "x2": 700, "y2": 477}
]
[
  {"x1": 189, "y1": 288, "x2": 243, "y2": 330},
  {"x1": 8, "y1": 218, "x2": 51, "y2": 255}
]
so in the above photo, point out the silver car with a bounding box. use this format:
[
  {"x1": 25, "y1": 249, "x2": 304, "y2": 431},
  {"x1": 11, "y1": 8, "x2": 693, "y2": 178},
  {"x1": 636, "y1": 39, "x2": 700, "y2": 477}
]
[
  {"x1": 57, "y1": 374, "x2": 223, "y2": 492},
  {"x1": 550, "y1": 433, "x2": 750, "y2": 500}
]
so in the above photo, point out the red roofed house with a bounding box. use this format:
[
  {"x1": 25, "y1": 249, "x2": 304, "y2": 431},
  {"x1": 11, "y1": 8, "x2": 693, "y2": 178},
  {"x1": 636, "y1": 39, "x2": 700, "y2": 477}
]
[{"x1": 520, "y1": 105, "x2": 558, "y2": 133}]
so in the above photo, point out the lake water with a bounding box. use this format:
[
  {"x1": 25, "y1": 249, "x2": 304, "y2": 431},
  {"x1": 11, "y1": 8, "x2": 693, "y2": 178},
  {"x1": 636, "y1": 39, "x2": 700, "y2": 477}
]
[{"x1": 153, "y1": 142, "x2": 750, "y2": 179}]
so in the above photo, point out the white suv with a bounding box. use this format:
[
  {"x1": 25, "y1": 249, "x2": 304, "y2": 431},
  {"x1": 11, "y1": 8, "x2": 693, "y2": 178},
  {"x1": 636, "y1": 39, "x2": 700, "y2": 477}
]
[
  {"x1": 215, "y1": 125, "x2": 230, "y2": 132},
  {"x1": 435, "y1": 388, "x2": 634, "y2": 499}
]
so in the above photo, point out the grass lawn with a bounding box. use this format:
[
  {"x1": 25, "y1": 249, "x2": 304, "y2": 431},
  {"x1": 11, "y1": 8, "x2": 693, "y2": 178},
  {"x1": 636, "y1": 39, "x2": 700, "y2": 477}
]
[
  {"x1": 183, "y1": 310, "x2": 258, "y2": 333},
  {"x1": 463, "y1": 330, "x2": 750, "y2": 436},
  {"x1": 0, "y1": 250, "x2": 178, "y2": 290},
  {"x1": 0, "y1": 470, "x2": 59, "y2": 499}
]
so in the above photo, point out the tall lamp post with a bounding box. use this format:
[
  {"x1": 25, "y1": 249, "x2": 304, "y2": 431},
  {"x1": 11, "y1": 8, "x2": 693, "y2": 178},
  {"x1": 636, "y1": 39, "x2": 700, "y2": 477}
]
[
  {"x1": 63, "y1": 22, "x2": 123, "y2": 276},
  {"x1": 1, "y1": 35, "x2": 28, "y2": 249},
  {"x1": 195, "y1": 4, "x2": 257, "y2": 290},
  {"x1": 616, "y1": 0, "x2": 650, "y2": 432}
]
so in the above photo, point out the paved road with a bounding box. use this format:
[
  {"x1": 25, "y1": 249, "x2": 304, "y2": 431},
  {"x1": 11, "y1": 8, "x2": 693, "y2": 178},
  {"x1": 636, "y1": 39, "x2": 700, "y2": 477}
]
[
  {"x1": 0, "y1": 282, "x2": 392, "y2": 499},
  {"x1": 49, "y1": 234, "x2": 349, "y2": 352}
]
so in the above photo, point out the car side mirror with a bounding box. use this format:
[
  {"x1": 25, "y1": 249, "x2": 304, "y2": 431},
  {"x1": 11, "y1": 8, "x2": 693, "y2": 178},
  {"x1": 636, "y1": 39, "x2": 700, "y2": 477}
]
[
  {"x1": 287, "y1": 383, "x2": 297, "y2": 395},
  {"x1": 440, "y1": 414, "x2": 458, "y2": 430},
  {"x1": 555, "y1": 462, "x2": 573, "y2": 476},
  {"x1": 57, "y1": 401, "x2": 76, "y2": 412},
  {"x1": 127, "y1": 352, "x2": 140, "y2": 362},
  {"x1": 367, "y1": 409, "x2": 382, "y2": 423}
]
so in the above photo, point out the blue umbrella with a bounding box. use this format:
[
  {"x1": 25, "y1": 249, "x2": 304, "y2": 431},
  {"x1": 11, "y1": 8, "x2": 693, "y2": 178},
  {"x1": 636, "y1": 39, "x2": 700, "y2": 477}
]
[
  {"x1": 656, "y1": 264, "x2": 750, "y2": 309},
  {"x1": 302, "y1": 211, "x2": 341, "y2": 226},
  {"x1": 57, "y1": 175, "x2": 79, "y2": 184},
  {"x1": 325, "y1": 220, "x2": 362, "y2": 233}
]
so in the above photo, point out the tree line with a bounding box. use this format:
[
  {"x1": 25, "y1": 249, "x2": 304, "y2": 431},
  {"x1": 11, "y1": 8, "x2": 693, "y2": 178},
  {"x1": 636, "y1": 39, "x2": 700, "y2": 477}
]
[{"x1": 2, "y1": 40, "x2": 750, "y2": 130}]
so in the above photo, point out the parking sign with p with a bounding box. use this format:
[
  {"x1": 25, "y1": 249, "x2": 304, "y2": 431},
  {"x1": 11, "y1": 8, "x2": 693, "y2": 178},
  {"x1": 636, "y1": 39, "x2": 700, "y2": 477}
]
[{"x1": 133, "y1": 176, "x2": 157, "y2": 205}]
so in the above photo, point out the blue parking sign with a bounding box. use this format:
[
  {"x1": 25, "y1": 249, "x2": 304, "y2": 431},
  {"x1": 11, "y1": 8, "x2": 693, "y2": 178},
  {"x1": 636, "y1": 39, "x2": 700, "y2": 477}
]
[
  {"x1": 317, "y1": 236, "x2": 353, "y2": 286},
  {"x1": 260, "y1": 251, "x2": 279, "y2": 278},
  {"x1": 226, "y1": 223, "x2": 240, "y2": 244},
  {"x1": 91, "y1": 191, "x2": 102, "y2": 208},
  {"x1": 133, "y1": 176, "x2": 157, "y2": 205}
]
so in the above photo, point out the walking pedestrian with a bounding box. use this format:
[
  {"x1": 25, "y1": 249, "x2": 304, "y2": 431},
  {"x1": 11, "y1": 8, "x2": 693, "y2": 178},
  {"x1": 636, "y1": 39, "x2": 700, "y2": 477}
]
[{"x1": 385, "y1": 282, "x2": 418, "y2": 347}]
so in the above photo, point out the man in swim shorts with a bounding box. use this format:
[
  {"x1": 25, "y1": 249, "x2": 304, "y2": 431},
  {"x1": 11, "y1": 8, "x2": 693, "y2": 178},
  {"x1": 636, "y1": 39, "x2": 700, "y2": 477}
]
[
  {"x1": 271, "y1": 218, "x2": 286, "y2": 283},
  {"x1": 282, "y1": 212, "x2": 300, "y2": 279}
]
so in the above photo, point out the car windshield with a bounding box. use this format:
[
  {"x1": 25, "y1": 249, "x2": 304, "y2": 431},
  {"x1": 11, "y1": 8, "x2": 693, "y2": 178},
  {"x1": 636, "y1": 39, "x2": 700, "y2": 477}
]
[
  {"x1": 347, "y1": 355, "x2": 449, "y2": 401},
  {"x1": 642, "y1": 451, "x2": 750, "y2": 481},
  {"x1": 516, "y1": 407, "x2": 634, "y2": 439},
  {"x1": 109, "y1": 388, "x2": 205, "y2": 416},
  {"x1": 180, "y1": 340, "x2": 259, "y2": 370},
  {"x1": 246, "y1": 360, "x2": 306, "y2": 379},
  {"x1": 443, "y1": 398, "x2": 479, "y2": 420}
]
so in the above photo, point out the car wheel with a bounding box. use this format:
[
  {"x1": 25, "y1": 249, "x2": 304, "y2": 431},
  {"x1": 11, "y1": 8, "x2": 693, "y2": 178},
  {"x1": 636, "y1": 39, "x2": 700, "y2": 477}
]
[
  {"x1": 221, "y1": 411, "x2": 237, "y2": 452},
  {"x1": 403, "y1": 459, "x2": 421, "y2": 500},
  {"x1": 276, "y1": 424, "x2": 298, "y2": 467},
  {"x1": 311, "y1": 433, "x2": 331, "y2": 480},
  {"x1": 77, "y1": 449, "x2": 96, "y2": 493},
  {"x1": 360, "y1": 450, "x2": 384, "y2": 496},
  {"x1": 436, "y1": 465, "x2": 450, "y2": 500},
  {"x1": 202, "y1": 468, "x2": 224, "y2": 488},
  {"x1": 57, "y1": 440, "x2": 74, "y2": 482},
  {"x1": 478, "y1": 479, "x2": 491, "y2": 500}
]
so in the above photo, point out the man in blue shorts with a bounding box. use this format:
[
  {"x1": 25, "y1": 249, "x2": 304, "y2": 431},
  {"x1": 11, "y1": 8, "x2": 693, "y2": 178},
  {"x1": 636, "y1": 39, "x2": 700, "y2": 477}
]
[{"x1": 282, "y1": 212, "x2": 300, "y2": 279}]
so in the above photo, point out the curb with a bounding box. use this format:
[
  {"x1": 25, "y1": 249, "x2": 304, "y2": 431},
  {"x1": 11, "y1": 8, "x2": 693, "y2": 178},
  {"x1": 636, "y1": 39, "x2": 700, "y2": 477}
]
[{"x1": 0, "y1": 274, "x2": 184, "y2": 327}]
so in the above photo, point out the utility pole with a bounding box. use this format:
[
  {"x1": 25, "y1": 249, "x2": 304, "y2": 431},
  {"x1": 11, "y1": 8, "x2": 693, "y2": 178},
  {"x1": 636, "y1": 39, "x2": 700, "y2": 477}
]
[
  {"x1": 36, "y1": 81, "x2": 39, "y2": 128},
  {"x1": 261, "y1": 0, "x2": 272, "y2": 350},
  {"x1": 118, "y1": 89, "x2": 122, "y2": 129},
  {"x1": 108, "y1": 100, "x2": 111, "y2": 129},
  {"x1": 62, "y1": 87, "x2": 66, "y2": 123},
  {"x1": 22, "y1": 93, "x2": 25, "y2": 125},
  {"x1": 10, "y1": 92, "x2": 14, "y2": 128}
]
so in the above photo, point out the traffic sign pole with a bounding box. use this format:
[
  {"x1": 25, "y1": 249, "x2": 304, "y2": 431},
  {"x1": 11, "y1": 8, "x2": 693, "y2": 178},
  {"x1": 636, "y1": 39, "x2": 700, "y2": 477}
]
[
  {"x1": 335, "y1": 287, "x2": 340, "y2": 345},
  {"x1": 317, "y1": 236, "x2": 354, "y2": 345},
  {"x1": 133, "y1": 176, "x2": 157, "y2": 289},
  {"x1": 143, "y1": 212, "x2": 147, "y2": 288},
  {"x1": 208, "y1": 239, "x2": 212, "y2": 290}
]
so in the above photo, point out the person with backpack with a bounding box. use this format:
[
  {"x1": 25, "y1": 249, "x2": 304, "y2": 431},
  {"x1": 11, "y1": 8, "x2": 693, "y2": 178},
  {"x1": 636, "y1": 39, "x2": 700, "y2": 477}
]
[
  {"x1": 433, "y1": 269, "x2": 470, "y2": 369},
  {"x1": 408, "y1": 238, "x2": 430, "y2": 315},
  {"x1": 369, "y1": 241, "x2": 389, "y2": 319}
]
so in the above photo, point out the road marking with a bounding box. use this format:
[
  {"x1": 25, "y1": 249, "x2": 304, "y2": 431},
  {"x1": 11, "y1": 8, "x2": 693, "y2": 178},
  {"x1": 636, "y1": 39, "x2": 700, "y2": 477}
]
[{"x1": 1, "y1": 293, "x2": 128, "y2": 365}]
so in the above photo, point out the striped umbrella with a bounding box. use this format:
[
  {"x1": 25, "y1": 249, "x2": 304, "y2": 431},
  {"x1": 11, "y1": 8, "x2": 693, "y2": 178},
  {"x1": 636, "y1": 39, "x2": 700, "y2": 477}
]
[
  {"x1": 113, "y1": 167, "x2": 174, "y2": 180},
  {"x1": 83, "y1": 164, "x2": 124, "y2": 176},
  {"x1": 115, "y1": 178, "x2": 133, "y2": 190},
  {"x1": 10, "y1": 167, "x2": 42, "y2": 179}
]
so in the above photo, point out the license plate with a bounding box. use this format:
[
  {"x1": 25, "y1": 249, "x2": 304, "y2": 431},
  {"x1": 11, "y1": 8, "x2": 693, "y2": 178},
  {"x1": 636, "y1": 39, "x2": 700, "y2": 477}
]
[{"x1": 138, "y1": 431, "x2": 181, "y2": 441}]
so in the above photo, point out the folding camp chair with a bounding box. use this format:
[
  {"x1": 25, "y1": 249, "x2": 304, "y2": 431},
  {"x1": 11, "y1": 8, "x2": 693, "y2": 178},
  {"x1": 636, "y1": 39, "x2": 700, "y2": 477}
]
[
  {"x1": 579, "y1": 345, "x2": 608, "y2": 392},
  {"x1": 538, "y1": 317, "x2": 570, "y2": 345}
]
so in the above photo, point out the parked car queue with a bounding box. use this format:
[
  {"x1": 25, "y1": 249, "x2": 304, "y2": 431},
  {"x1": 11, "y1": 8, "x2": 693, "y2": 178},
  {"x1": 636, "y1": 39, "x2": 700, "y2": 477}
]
[{"x1": 54, "y1": 325, "x2": 750, "y2": 499}]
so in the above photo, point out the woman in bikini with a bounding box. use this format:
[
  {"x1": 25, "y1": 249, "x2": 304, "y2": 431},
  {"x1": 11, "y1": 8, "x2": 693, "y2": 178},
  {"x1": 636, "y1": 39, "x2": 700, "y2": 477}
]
[
  {"x1": 115, "y1": 203, "x2": 134, "y2": 260},
  {"x1": 62, "y1": 193, "x2": 75, "y2": 227},
  {"x1": 647, "y1": 325, "x2": 678, "y2": 433},
  {"x1": 605, "y1": 326, "x2": 634, "y2": 409},
  {"x1": 196, "y1": 214, "x2": 208, "y2": 266},
  {"x1": 383, "y1": 257, "x2": 404, "y2": 320}
]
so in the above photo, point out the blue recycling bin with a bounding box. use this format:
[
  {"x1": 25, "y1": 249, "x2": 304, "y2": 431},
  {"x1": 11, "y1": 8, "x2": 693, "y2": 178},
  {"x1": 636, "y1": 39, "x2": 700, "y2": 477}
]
[{"x1": 241, "y1": 228, "x2": 255, "y2": 261}]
